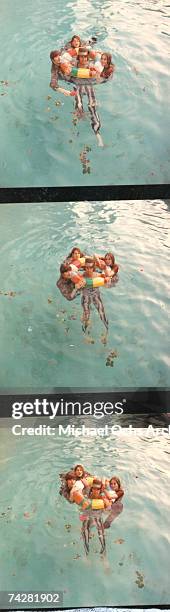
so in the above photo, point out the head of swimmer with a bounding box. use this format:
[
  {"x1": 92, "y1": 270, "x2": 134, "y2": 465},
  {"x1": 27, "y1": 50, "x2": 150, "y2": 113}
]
[
  {"x1": 65, "y1": 471, "x2": 76, "y2": 489},
  {"x1": 104, "y1": 252, "x2": 115, "y2": 268},
  {"x1": 68, "y1": 247, "x2": 82, "y2": 261},
  {"x1": 101, "y1": 52, "x2": 112, "y2": 68},
  {"x1": 70, "y1": 35, "x2": 81, "y2": 49},
  {"x1": 77, "y1": 47, "x2": 89, "y2": 66},
  {"x1": 109, "y1": 476, "x2": 121, "y2": 491},
  {"x1": 84, "y1": 258, "x2": 96, "y2": 278},
  {"x1": 74, "y1": 464, "x2": 85, "y2": 479},
  {"x1": 60, "y1": 262, "x2": 72, "y2": 280},
  {"x1": 90, "y1": 478, "x2": 102, "y2": 498},
  {"x1": 50, "y1": 50, "x2": 61, "y2": 66}
]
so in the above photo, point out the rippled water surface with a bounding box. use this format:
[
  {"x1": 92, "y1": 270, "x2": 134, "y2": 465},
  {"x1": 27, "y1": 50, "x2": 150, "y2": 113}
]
[
  {"x1": 0, "y1": 0, "x2": 170, "y2": 186},
  {"x1": 0, "y1": 419, "x2": 169, "y2": 605},
  {"x1": 0, "y1": 200, "x2": 169, "y2": 389}
]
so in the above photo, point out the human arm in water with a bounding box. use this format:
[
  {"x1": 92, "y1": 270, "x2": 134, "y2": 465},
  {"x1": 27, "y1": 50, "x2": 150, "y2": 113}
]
[
  {"x1": 50, "y1": 61, "x2": 59, "y2": 90},
  {"x1": 50, "y1": 54, "x2": 76, "y2": 97},
  {"x1": 104, "y1": 487, "x2": 124, "y2": 502},
  {"x1": 50, "y1": 66, "x2": 74, "y2": 96}
]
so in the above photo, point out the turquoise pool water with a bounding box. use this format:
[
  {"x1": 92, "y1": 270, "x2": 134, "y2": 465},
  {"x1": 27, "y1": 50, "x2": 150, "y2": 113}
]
[
  {"x1": 0, "y1": 0, "x2": 169, "y2": 186},
  {"x1": 0, "y1": 200, "x2": 169, "y2": 389},
  {"x1": 0, "y1": 418, "x2": 169, "y2": 606}
]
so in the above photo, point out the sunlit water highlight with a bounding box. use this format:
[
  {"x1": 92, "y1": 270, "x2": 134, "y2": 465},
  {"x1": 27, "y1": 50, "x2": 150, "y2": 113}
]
[
  {"x1": 0, "y1": 199, "x2": 169, "y2": 389},
  {"x1": 0, "y1": 0, "x2": 170, "y2": 186}
]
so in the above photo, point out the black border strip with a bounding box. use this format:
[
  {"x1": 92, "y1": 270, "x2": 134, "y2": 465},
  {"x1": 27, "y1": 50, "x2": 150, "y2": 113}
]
[
  {"x1": 0, "y1": 184, "x2": 170, "y2": 203},
  {"x1": 0, "y1": 389, "x2": 169, "y2": 417}
]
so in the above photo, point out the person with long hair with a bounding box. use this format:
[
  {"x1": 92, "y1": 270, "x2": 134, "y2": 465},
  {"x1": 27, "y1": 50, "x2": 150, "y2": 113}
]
[{"x1": 94, "y1": 52, "x2": 115, "y2": 80}]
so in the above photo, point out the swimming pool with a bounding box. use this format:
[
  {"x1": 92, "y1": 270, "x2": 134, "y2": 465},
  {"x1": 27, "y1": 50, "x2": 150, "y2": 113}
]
[
  {"x1": 0, "y1": 0, "x2": 169, "y2": 186},
  {"x1": 0, "y1": 199, "x2": 169, "y2": 390},
  {"x1": 0, "y1": 417, "x2": 169, "y2": 606}
]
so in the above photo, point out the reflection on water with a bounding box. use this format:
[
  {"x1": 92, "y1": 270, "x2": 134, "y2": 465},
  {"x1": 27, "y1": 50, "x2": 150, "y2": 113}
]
[
  {"x1": 0, "y1": 0, "x2": 169, "y2": 185},
  {"x1": 0, "y1": 418, "x2": 169, "y2": 606},
  {"x1": 0, "y1": 200, "x2": 169, "y2": 389}
]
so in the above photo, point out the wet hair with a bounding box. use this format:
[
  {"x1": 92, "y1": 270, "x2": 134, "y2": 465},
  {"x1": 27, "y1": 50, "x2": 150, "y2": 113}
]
[
  {"x1": 109, "y1": 475, "x2": 121, "y2": 489},
  {"x1": 101, "y1": 52, "x2": 112, "y2": 67},
  {"x1": 60, "y1": 262, "x2": 71, "y2": 275},
  {"x1": 89, "y1": 478, "x2": 102, "y2": 496},
  {"x1": 78, "y1": 47, "x2": 89, "y2": 57},
  {"x1": 85, "y1": 258, "x2": 96, "y2": 270},
  {"x1": 101, "y1": 53, "x2": 114, "y2": 78},
  {"x1": 74, "y1": 464, "x2": 85, "y2": 476},
  {"x1": 68, "y1": 247, "x2": 84, "y2": 258},
  {"x1": 65, "y1": 470, "x2": 76, "y2": 482},
  {"x1": 92, "y1": 478, "x2": 102, "y2": 487},
  {"x1": 50, "y1": 50, "x2": 60, "y2": 61},
  {"x1": 70, "y1": 35, "x2": 81, "y2": 45},
  {"x1": 104, "y1": 252, "x2": 115, "y2": 268}
]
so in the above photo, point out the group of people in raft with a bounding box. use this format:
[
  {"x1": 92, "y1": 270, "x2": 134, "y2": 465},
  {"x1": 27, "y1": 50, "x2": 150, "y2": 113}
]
[
  {"x1": 57, "y1": 247, "x2": 119, "y2": 333},
  {"x1": 60, "y1": 463, "x2": 124, "y2": 554},
  {"x1": 50, "y1": 34, "x2": 115, "y2": 143}
]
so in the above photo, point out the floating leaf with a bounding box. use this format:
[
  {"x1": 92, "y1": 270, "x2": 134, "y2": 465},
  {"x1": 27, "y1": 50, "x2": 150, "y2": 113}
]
[{"x1": 114, "y1": 538, "x2": 125, "y2": 544}]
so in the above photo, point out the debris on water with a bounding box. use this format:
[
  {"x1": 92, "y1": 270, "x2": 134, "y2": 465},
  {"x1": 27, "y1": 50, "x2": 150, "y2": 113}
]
[
  {"x1": 0, "y1": 506, "x2": 13, "y2": 520},
  {"x1": 101, "y1": 333, "x2": 108, "y2": 345},
  {"x1": 46, "y1": 95, "x2": 52, "y2": 100},
  {"x1": 114, "y1": 538, "x2": 125, "y2": 544},
  {"x1": 84, "y1": 335, "x2": 95, "y2": 344},
  {"x1": 1, "y1": 92, "x2": 7, "y2": 96},
  {"x1": 48, "y1": 359, "x2": 57, "y2": 366},
  {"x1": 50, "y1": 115, "x2": 59, "y2": 121},
  {"x1": 0, "y1": 290, "x2": 16, "y2": 297},
  {"x1": 55, "y1": 100, "x2": 62, "y2": 107},
  {"x1": 69, "y1": 314, "x2": 77, "y2": 320},
  {"x1": 27, "y1": 327, "x2": 32, "y2": 332},
  {"x1": 65, "y1": 523, "x2": 71, "y2": 532},
  {"x1": 135, "y1": 570, "x2": 145, "y2": 588},
  {"x1": 72, "y1": 115, "x2": 78, "y2": 126},
  {"x1": 45, "y1": 107, "x2": 51, "y2": 112},
  {"x1": 24, "y1": 512, "x2": 31, "y2": 519},
  {"x1": 106, "y1": 349, "x2": 118, "y2": 367},
  {"x1": 80, "y1": 145, "x2": 91, "y2": 174},
  {"x1": 48, "y1": 297, "x2": 52, "y2": 303},
  {"x1": 0, "y1": 80, "x2": 9, "y2": 86},
  {"x1": 73, "y1": 554, "x2": 81, "y2": 560}
]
